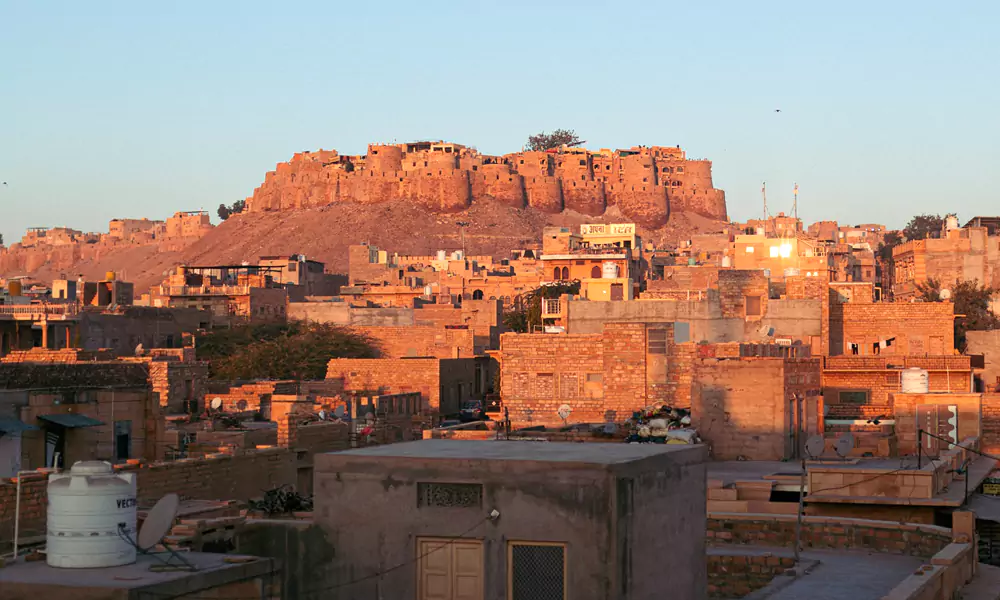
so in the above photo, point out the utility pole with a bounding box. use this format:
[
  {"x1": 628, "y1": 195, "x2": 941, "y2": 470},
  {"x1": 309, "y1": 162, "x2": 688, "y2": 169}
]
[{"x1": 456, "y1": 221, "x2": 470, "y2": 257}]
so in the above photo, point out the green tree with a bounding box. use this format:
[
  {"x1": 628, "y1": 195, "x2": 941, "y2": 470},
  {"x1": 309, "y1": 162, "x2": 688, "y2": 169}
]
[
  {"x1": 903, "y1": 214, "x2": 945, "y2": 241},
  {"x1": 502, "y1": 281, "x2": 581, "y2": 333},
  {"x1": 526, "y1": 129, "x2": 582, "y2": 151},
  {"x1": 196, "y1": 322, "x2": 378, "y2": 379},
  {"x1": 217, "y1": 200, "x2": 247, "y2": 222},
  {"x1": 916, "y1": 278, "x2": 999, "y2": 351}
]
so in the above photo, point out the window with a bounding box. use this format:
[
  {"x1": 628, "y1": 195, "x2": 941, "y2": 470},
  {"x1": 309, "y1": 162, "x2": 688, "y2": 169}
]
[
  {"x1": 508, "y1": 542, "x2": 566, "y2": 600},
  {"x1": 559, "y1": 373, "x2": 580, "y2": 398},
  {"x1": 647, "y1": 329, "x2": 668, "y2": 354},
  {"x1": 745, "y1": 296, "x2": 762, "y2": 317},
  {"x1": 560, "y1": 267, "x2": 569, "y2": 280},
  {"x1": 839, "y1": 390, "x2": 868, "y2": 404},
  {"x1": 578, "y1": 159, "x2": 586, "y2": 166},
  {"x1": 745, "y1": 246, "x2": 755, "y2": 254},
  {"x1": 553, "y1": 267, "x2": 561, "y2": 280},
  {"x1": 586, "y1": 373, "x2": 603, "y2": 383},
  {"x1": 114, "y1": 420, "x2": 132, "y2": 461},
  {"x1": 533, "y1": 373, "x2": 555, "y2": 398},
  {"x1": 472, "y1": 290, "x2": 484, "y2": 300},
  {"x1": 590, "y1": 265, "x2": 601, "y2": 278}
]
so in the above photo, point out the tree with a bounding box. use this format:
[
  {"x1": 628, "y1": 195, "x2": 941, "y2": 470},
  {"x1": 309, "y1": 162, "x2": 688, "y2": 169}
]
[
  {"x1": 196, "y1": 322, "x2": 379, "y2": 379},
  {"x1": 903, "y1": 214, "x2": 945, "y2": 241},
  {"x1": 502, "y1": 281, "x2": 581, "y2": 333},
  {"x1": 0, "y1": 232, "x2": 4, "y2": 246},
  {"x1": 877, "y1": 231, "x2": 902, "y2": 262},
  {"x1": 916, "y1": 278, "x2": 999, "y2": 351},
  {"x1": 526, "y1": 129, "x2": 582, "y2": 151},
  {"x1": 216, "y1": 200, "x2": 247, "y2": 221}
]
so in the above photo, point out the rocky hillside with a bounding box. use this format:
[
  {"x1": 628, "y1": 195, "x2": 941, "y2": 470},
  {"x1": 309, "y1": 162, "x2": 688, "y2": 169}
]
[{"x1": 0, "y1": 199, "x2": 726, "y2": 293}]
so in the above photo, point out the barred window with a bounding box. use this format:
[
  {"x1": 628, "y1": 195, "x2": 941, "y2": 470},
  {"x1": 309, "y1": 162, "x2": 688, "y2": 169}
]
[
  {"x1": 647, "y1": 329, "x2": 668, "y2": 354},
  {"x1": 559, "y1": 373, "x2": 580, "y2": 398},
  {"x1": 509, "y1": 542, "x2": 566, "y2": 600}
]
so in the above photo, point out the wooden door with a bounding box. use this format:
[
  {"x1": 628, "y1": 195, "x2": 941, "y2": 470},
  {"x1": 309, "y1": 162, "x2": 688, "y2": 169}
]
[
  {"x1": 610, "y1": 284, "x2": 624, "y2": 301},
  {"x1": 417, "y1": 538, "x2": 483, "y2": 600}
]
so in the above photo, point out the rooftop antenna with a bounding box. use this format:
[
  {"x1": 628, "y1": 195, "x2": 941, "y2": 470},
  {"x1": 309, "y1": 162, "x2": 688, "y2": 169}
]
[
  {"x1": 792, "y1": 183, "x2": 799, "y2": 221},
  {"x1": 761, "y1": 181, "x2": 770, "y2": 236}
]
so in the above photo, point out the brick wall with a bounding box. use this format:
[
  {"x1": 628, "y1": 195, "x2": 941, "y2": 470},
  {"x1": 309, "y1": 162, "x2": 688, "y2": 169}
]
[
  {"x1": 0, "y1": 448, "x2": 297, "y2": 551},
  {"x1": 893, "y1": 392, "x2": 982, "y2": 456},
  {"x1": 707, "y1": 513, "x2": 952, "y2": 557},
  {"x1": 498, "y1": 321, "x2": 682, "y2": 425},
  {"x1": 828, "y1": 301, "x2": 954, "y2": 356},
  {"x1": 352, "y1": 325, "x2": 476, "y2": 358},
  {"x1": 693, "y1": 359, "x2": 790, "y2": 460},
  {"x1": 326, "y1": 357, "x2": 477, "y2": 415},
  {"x1": 718, "y1": 270, "x2": 768, "y2": 320},
  {"x1": 707, "y1": 553, "x2": 795, "y2": 599},
  {"x1": 822, "y1": 356, "x2": 973, "y2": 420},
  {"x1": 983, "y1": 394, "x2": 1000, "y2": 455}
]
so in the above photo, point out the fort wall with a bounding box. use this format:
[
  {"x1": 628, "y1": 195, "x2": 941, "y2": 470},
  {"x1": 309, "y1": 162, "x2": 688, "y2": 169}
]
[{"x1": 244, "y1": 141, "x2": 729, "y2": 224}]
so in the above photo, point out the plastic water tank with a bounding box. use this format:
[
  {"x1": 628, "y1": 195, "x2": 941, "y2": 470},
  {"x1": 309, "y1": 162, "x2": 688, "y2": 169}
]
[
  {"x1": 602, "y1": 261, "x2": 619, "y2": 279},
  {"x1": 452, "y1": 250, "x2": 464, "y2": 261},
  {"x1": 721, "y1": 256, "x2": 731, "y2": 268},
  {"x1": 900, "y1": 368, "x2": 930, "y2": 394},
  {"x1": 946, "y1": 215, "x2": 959, "y2": 231},
  {"x1": 47, "y1": 461, "x2": 137, "y2": 568},
  {"x1": 436, "y1": 250, "x2": 446, "y2": 261},
  {"x1": 784, "y1": 267, "x2": 801, "y2": 278}
]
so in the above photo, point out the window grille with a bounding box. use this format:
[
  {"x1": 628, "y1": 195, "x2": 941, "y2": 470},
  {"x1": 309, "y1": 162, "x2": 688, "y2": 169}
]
[
  {"x1": 417, "y1": 483, "x2": 482, "y2": 508},
  {"x1": 509, "y1": 542, "x2": 566, "y2": 600}
]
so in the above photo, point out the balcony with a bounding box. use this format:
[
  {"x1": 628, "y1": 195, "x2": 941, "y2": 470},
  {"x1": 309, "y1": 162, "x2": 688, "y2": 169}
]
[
  {"x1": 0, "y1": 303, "x2": 79, "y2": 318},
  {"x1": 161, "y1": 284, "x2": 251, "y2": 297}
]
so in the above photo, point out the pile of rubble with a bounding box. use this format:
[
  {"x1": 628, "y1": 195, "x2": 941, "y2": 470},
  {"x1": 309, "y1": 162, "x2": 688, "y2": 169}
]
[{"x1": 624, "y1": 405, "x2": 700, "y2": 445}]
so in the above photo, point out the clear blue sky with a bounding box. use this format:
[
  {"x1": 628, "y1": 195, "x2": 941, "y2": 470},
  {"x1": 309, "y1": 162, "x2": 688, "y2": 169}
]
[{"x1": 2, "y1": 1, "x2": 998, "y2": 245}]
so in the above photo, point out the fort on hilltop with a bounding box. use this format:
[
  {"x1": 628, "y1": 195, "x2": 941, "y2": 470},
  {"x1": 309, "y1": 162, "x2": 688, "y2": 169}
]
[{"x1": 246, "y1": 141, "x2": 728, "y2": 227}]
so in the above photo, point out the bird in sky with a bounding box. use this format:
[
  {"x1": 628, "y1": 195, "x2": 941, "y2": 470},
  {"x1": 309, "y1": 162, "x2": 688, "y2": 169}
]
[{"x1": 774, "y1": 109, "x2": 782, "y2": 113}]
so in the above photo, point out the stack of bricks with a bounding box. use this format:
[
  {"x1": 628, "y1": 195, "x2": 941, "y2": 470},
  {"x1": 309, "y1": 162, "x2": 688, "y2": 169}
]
[
  {"x1": 1, "y1": 348, "x2": 115, "y2": 363},
  {"x1": 707, "y1": 553, "x2": 795, "y2": 599},
  {"x1": 707, "y1": 513, "x2": 952, "y2": 557}
]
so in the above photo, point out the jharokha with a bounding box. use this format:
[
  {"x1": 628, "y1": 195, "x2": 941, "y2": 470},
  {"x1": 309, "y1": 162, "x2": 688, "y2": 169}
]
[{"x1": 246, "y1": 141, "x2": 728, "y2": 227}]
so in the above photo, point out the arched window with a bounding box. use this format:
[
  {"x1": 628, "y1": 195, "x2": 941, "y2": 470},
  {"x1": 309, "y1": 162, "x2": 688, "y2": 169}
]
[
  {"x1": 472, "y1": 290, "x2": 484, "y2": 300},
  {"x1": 591, "y1": 265, "x2": 601, "y2": 278},
  {"x1": 561, "y1": 267, "x2": 569, "y2": 280},
  {"x1": 553, "y1": 267, "x2": 561, "y2": 280}
]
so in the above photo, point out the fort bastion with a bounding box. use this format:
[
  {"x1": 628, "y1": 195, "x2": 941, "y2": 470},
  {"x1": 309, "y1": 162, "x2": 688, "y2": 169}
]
[{"x1": 245, "y1": 141, "x2": 728, "y2": 227}]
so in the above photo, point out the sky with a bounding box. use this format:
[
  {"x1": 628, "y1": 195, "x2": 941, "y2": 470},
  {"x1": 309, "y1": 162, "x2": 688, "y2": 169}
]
[{"x1": 2, "y1": 1, "x2": 998, "y2": 245}]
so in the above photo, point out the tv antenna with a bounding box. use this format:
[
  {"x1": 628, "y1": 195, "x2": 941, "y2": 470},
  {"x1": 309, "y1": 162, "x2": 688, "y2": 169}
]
[
  {"x1": 792, "y1": 183, "x2": 799, "y2": 221},
  {"x1": 119, "y1": 493, "x2": 196, "y2": 572}
]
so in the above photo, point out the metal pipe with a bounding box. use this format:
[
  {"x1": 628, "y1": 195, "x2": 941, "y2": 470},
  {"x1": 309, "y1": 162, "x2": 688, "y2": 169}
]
[{"x1": 918, "y1": 429, "x2": 923, "y2": 469}]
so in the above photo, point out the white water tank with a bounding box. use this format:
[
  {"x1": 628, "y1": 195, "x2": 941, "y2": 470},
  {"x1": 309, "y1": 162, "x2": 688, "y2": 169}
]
[
  {"x1": 946, "y1": 215, "x2": 959, "y2": 231},
  {"x1": 452, "y1": 250, "x2": 465, "y2": 261},
  {"x1": 601, "y1": 261, "x2": 619, "y2": 279},
  {"x1": 784, "y1": 267, "x2": 801, "y2": 278},
  {"x1": 436, "y1": 250, "x2": 446, "y2": 261},
  {"x1": 900, "y1": 368, "x2": 930, "y2": 394},
  {"x1": 721, "y1": 256, "x2": 731, "y2": 268},
  {"x1": 47, "y1": 461, "x2": 137, "y2": 568}
]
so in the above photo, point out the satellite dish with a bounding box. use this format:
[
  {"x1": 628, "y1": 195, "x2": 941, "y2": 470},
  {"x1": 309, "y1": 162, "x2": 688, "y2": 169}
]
[
  {"x1": 939, "y1": 288, "x2": 952, "y2": 300},
  {"x1": 834, "y1": 432, "x2": 855, "y2": 458},
  {"x1": 557, "y1": 404, "x2": 572, "y2": 421},
  {"x1": 804, "y1": 434, "x2": 825, "y2": 459},
  {"x1": 318, "y1": 410, "x2": 327, "y2": 421},
  {"x1": 334, "y1": 405, "x2": 345, "y2": 419},
  {"x1": 137, "y1": 493, "x2": 180, "y2": 551},
  {"x1": 134, "y1": 343, "x2": 145, "y2": 356},
  {"x1": 210, "y1": 397, "x2": 223, "y2": 410},
  {"x1": 236, "y1": 399, "x2": 248, "y2": 411}
]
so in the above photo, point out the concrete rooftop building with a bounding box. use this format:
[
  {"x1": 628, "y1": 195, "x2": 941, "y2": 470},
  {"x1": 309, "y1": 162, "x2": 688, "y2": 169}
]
[{"x1": 315, "y1": 439, "x2": 708, "y2": 600}]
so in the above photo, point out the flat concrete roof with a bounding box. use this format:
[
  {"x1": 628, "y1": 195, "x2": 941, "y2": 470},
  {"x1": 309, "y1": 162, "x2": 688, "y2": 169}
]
[
  {"x1": 327, "y1": 439, "x2": 700, "y2": 464},
  {"x1": 0, "y1": 553, "x2": 276, "y2": 596}
]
